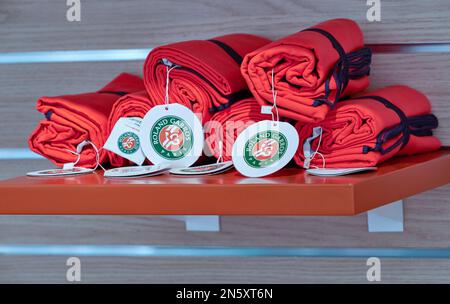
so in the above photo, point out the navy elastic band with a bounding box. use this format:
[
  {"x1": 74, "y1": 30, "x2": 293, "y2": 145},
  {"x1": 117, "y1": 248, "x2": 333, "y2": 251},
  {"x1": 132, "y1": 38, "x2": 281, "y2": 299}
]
[
  {"x1": 98, "y1": 91, "x2": 128, "y2": 96},
  {"x1": 208, "y1": 39, "x2": 243, "y2": 65},
  {"x1": 302, "y1": 28, "x2": 372, "y2": 108},
  {"x1": 353, "y1": 95, "x2": 438, "y2": 155},
  {"x1": 45, "y1": 110, "x2": 53, "y2": 120}
]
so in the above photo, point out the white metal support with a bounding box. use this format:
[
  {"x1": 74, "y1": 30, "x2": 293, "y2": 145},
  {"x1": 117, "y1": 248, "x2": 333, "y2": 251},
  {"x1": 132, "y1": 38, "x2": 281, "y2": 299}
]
[
  {"x1": 162, "y1": 216, "x2": 220, "y2": 232},
  {"x1": 367, "y1": 200, "x2": 404, "y2": 232}
]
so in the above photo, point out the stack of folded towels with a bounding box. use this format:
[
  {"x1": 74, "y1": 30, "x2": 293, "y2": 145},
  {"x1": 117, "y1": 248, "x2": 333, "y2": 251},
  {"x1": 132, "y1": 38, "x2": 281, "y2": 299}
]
[{"x1": 29, "y1": 19, "x2": 441, "y2": 169}]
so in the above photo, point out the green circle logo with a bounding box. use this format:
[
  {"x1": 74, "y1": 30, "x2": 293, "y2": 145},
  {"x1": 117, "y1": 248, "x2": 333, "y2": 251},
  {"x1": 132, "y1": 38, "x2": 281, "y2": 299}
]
[
  {"x1": 244, "y1": 130, "x2": 287, "y2": 168},
  {"x1": 150, "y1": 115, "x2": 193, "y2": 160},
  {"x1": 118, "y1": 132, "x2": 140, "y2": 154}
]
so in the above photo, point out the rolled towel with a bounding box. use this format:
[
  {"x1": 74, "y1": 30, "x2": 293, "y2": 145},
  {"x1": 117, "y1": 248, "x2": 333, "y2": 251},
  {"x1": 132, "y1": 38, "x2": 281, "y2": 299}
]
[
  {"x1": 28, "y1": 73, "x2": 145, "y2": 167},
  {"x1": 294, "y1": 85, "x2": 441, "y2": 168},
  {"x1": 106, "y1": 90, "x2": 155, "y2": 167},
  {"x1": 241, "y1": 19, "x2": 372, "y2": 123},
  {"x1": 143, "y1": 34, "x2": 271, "y2": 123},
  {"x1": 204, "y1": 98, "x2": 268, "y2": 161}
]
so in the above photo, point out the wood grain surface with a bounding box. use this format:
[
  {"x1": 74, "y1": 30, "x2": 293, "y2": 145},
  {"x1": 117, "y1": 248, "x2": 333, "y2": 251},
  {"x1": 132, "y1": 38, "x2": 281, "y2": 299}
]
[
  {"x1": 2, "y1": 256, "x2": 450, "y2": 283},
  {"x1": 1, "y1": 0, "x2": 450, "y2": 53}
]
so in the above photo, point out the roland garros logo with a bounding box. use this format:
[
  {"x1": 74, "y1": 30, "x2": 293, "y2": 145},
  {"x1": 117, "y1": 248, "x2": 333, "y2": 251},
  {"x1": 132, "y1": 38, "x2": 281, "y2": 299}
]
[
  {"x1": 244, "y1": 130, "x2": 287, "y2": 168},
  {"x1": 151, "y1": 116, "x2": 193, "y2": 160},
  {"x1": 118, "y1": 131, "x2": 140, "y2": 154}
]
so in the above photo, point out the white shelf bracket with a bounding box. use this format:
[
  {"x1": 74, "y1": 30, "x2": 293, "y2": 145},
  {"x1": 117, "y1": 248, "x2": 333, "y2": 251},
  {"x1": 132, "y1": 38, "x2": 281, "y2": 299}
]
[
  {"x1": 162, "y1": 216, "x2": 220, "y2": 232},
  {"x1": 367, "y1": 200, "x2": 404, "y2": 232}
]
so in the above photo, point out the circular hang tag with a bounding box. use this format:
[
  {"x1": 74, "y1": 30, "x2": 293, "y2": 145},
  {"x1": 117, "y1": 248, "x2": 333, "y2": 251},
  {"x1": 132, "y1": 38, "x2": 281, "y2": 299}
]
[
  {"x1": 140, "y1": 104, "x2": 204, "y2": 168},
  {"x1": 104, "y1": 164, "x2": 171, "y2": 178},
  {"x1": 169, "y1": 161, "x2": 234, "y2": 176},
  {"x1": 232, "y1": 120, "x2": 299, "y2": 177},
  {"x1": 27, "y1": 167, "x2": 94, "y2": 177}
]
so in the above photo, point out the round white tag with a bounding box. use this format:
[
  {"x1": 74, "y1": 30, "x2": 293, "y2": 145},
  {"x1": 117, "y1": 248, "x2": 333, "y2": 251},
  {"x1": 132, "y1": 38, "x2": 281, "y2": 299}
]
[
  {"x1": 104, "y1": 164, "x2": 171, "y2": 178},
  {"x1": 306, "y1": 167, "x2": 377, "y2": 177},
  {"x1": 140, "y1": 104, "x2": 204, "y2": 168},
  {"x1": 27, "y1": 167, "x2": 94, "y2": 177},
  {"x1": 169, "y1": 161, "x2": 234, "y2": 176},
  {"x1": 232, "y1": 120, "x2": 299, "y2": 177}
]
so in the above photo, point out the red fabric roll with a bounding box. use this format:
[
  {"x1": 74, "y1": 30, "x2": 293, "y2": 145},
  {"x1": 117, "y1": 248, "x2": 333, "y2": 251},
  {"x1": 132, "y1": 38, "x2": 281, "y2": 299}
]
[
  {"x1": 294, "y1": 85, "x2": 441, "y2": 168},
  {"x1": 204, "y1": 98, "x2": 268, "y2": 161},
  {"x1": 106, "y1": 90, "x2": 154, "y2": 167},
  {"x1": 241, "y1": 19, "x2": 371, "y2": 123},
  {"x1": 143, "y1": 34, "x2": 271, "y2": 123},
  {"x1": 29, "y1": 73, "x2": 145, "y2": 167}
]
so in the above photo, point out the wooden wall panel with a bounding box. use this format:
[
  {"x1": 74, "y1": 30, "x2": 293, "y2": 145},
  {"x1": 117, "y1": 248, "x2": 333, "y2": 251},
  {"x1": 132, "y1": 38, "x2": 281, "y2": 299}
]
[
  {"x1": 1, "y1": 0, "x2": 449, "y2": 284},
  {"x1": 2, "y1": 256, "x2": 450, "y2": 283},
  {"x1": 1, "y1": 53, "x2": 448, "y2": 148},
  {"x1": 0, "y1": 61, "x2": 142, "y2": 148},
  {"x1": 1, "y1": 0, "x2": 450, "y2": 52}
]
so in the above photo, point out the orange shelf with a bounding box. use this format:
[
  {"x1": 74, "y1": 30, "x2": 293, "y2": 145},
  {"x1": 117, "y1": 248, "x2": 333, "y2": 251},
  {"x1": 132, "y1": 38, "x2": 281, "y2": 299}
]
[{"x1": 0, "y1": 148, "x2": 449, "y2": 216}]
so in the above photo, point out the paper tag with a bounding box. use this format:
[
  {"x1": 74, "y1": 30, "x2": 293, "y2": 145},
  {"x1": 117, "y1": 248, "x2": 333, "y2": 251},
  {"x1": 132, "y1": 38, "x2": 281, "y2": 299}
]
[
  {"x1": 260, "y1": 106, "x2": 273, "y2": 115},
  {"x1": 104, "y1": 163, "x2": 171, "y2": 178},
  {"x1": 62, "y1": 162, "x2": 75, "y2": 170},
  {"x1": 306, "y1": 167, "x2": 377, "y2": 176},
  {"x1": 27, "y1": 167, "x2": 94, "y2": 177},
  {"x1": 140, "y1": 103, "x2": 204, "y2": 168},
  {"x1": 103, "y1": 117, "x2": 146, "y2": 165},
  {"x1": 303, "y1": 126, "x2": 323, "y2": 169},
  {"x1": 169, "y1": 161, "x2": 234, "y2": 176},
  {"x1": 232, "y1": 120, "x2": 299, "y2": 177}
]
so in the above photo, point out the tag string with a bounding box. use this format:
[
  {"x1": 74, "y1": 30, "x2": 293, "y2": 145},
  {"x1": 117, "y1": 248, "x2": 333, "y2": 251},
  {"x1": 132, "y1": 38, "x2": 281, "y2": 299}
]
[
  {"x1": 271, "y1": 68, "x2": 280, "y2": 123},
  {"x1": 216, "y1": 139, "x2": 223, "y2": 164},
  {"x1": 63, "y1": 140, "x2": 105, "y2": 172},
  {"x1": 308, "y1": 132, "x2": 326, "y2": 169},
  {"x1": 165, "y1": 65, "x2": 177, "y2": 108}
]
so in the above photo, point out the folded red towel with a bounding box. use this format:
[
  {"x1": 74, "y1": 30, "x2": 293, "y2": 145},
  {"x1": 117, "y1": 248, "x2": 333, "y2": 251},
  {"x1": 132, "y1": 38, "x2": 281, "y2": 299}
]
[
  {"x1": 294, "y1": 85, "x2": 441, "y2": 168},
  {"x1": 29, "y1": 73, "x2": 145, "y2": 167},
  {"x1": 106, "y1": 90, "x2": 154, "y2": 167},
  {"x1": 143, "y1": 34, "x2": 271, "y2": 123},
  {"x1": 241, "y1": 19, "x2": 371, "y2": 123},
  {"x1": 204, "y1": 98, "x2": 268, "y2": 161}
]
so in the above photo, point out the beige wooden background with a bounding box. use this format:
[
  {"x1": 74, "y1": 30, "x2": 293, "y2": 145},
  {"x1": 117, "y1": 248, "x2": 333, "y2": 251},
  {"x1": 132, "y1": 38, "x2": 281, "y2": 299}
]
[{"x1": 0, "y1": 0, "x2": 449, "y2": 283}]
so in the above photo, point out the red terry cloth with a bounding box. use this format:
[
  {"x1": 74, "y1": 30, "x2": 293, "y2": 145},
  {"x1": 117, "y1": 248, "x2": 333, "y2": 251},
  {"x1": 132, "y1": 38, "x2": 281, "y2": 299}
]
[
  {"x1": 106, "y1": 90, "x2": 154, "y2": 167},
  {"x1": 294, "y1": 85, "x2": 441, "y2": 168},
  {"x1": 241, "y1": 19, "x2": 372, "y2": 123},
  {"x1": 204, "y1": 98, "x2": 268, "y2": 161},
  {"x1": 143, "y1": 34, "x2": 271, "y2": 123},
  {"x1": 28, "y1": 73, "x2": 145, "y2": 168}
]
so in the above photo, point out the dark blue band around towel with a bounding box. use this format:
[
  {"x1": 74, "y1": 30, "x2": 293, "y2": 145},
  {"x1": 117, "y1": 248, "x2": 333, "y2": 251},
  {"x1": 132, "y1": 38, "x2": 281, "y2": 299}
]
[
  {"x1": 353, "y1": 95, "x2": 438, "y2": 155},
  {"x1": 158, "y1": 38, "x2": 250, "y2": 114},
  {"x1": 302, "y1": 28, "x2": 372, "y2": 108}
]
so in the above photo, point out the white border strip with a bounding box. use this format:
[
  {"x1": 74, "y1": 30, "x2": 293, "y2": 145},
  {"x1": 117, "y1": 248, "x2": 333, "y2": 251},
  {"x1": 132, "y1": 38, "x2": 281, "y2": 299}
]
[
  {"x1": 1, "y1": 44, "x2": 450, "y2": 64},
  {"x1": 0, "y1": 49, "x2": 151, "y2": 64},
  {"x1": 0, "y1": 149, "x2": 44, "y2": 160}
]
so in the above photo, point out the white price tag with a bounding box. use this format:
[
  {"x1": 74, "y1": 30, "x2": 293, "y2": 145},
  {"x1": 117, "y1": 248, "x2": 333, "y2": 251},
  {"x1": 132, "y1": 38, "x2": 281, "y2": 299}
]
[
  {"x1": 169, "y1": 161, "x2": 234, "y2": 176},
  {"x1": 104, "y1": 164, "x2": 171, "y2": 178},
  {"x1": 232, "y1": 120, "x2": 299, "y2": 177},
  {"x1": 27, "y1": 167, "x2": 94, "y2": 177},
  {"x1": 140, "y1": 104, "x2": 204, "y2": 168},
  {"x1": 306, "y1": 167, "x2": 377, "y2": 176},
  {"x1": 103, "y1": 117, "x2": 146, "y2": 165}
]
